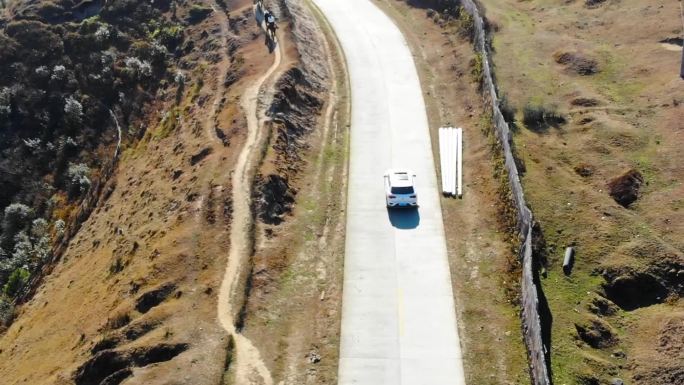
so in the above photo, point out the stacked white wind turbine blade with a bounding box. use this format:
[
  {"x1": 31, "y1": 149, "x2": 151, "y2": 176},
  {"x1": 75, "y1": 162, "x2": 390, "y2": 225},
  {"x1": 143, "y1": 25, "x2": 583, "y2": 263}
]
[
  {"x1": 449, "y1": 128, "x2": 455, "y2": 195},
  {"x1": 439, "y1": 126, "x2": 463, "y2": 197},
  {"x1": 439, "y1": 127, "x2": 447, "y2": 195},
  {"x1": 456, "y1": 127, "x2": 463, "y2": 198}
]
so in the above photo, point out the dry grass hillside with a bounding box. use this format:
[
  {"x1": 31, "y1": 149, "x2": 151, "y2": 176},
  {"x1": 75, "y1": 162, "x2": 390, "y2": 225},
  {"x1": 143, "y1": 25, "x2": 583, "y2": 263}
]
[
  {"x1": 0, "y1": 0, "x2": 345, "y2": 384},
  {"x1": 479, "y1": 0, "x2": 684, "y2": 383},
  {"x1": 0, "y1": 0, "x2": 262, "y2": 382}
]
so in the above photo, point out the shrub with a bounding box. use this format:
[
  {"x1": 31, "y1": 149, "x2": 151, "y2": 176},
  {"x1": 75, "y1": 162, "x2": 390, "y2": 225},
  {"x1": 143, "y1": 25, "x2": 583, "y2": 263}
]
[
  {"x1": 607, "y1": 169, "x2": 643, "y2": 208},
  {"x1": 23, "y1": 138, "x2": 42, "y2": 152},
  {"x1": 0, "y1": 87, "x2": 11, "y2": 118},
  {"x1": 574, "y1": 163, "x2": 595, "y2": 177},
  {"x1": 6, "y1": 231, "x2": 32, "y2": 272},
  {"x1": 51, "y1": 64, "x2": 67, "y2": 81},
  {"x1": 30, "y1": 218, "x2": 48, "y2": 238},
  {"x1": 187, "y1": 5, "x2": 212, "y2": 24},
  {"x1": 30, "y1": 218, "x2": 51, "y2": 262},
  {"x1": 0, "y1": 298, "x2": 14, "y2": 326},
  {"x1": 470, "y1": 52, "x2": 484, "y2": 87},
  {"x1": 94, "y1": 24, "x2": 111, "y2": 43},
  {"x1": 498, "y1": 94, "x2": 516, "y2": 125},
  {"x1": 152, "y1": 25, "x2": 183, "y2": 50},
  {"x1": 522, "y1": 104, "x2": 566, "y2": 132},
  {"x1": 553, "y1": 51, "x2": 599, "y2": 75},
  {"x1": 124, "y1": 56, "x2": 152, "y2": 80},
  {"x1": 67, "y1": 163, "x2": 92, "y2": 197},
  {"x1": 64, "y1": 95, "x2": 84, "y2": 128},
  {"x1": 457, "y1": 7, "x2": 474, "y2": 40},
  {"x1": 3, "y1": 267, "x2": 29, "y2": 297},
  {"x1": 2, "y1": 203, "x2": 33, "y2": 239},
  {"x1": 54, "y1": 219, "x2": 66, "y2": 236}
]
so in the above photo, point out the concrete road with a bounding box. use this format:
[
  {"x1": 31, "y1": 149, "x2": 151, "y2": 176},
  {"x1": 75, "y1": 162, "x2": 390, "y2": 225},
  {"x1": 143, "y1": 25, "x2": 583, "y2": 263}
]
[{"x1": 310, "y1": 0, "x2": 467, "y2": 384}]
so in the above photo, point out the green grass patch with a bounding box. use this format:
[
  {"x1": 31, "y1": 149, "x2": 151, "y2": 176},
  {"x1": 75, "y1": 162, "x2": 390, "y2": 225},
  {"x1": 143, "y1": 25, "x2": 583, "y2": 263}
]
[
  {"x1": 154, "y1": 107, "x2": 181, "y2": 139},
  {"x1": 592, "y1": 46, "x2": 645, "y2": 105}
]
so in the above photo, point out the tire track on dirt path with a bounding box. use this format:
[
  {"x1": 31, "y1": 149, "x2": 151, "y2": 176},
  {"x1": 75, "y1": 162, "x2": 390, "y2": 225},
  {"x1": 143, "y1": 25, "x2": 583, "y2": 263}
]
[{"x1": 216, "y1": 4, "x2": 283, "y2": 384}]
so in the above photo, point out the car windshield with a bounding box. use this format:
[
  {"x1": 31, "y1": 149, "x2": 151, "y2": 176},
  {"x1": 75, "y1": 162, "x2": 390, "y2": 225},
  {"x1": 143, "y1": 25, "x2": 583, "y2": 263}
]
[{"x1": 391, "y1": 186, "x2": 414, "y2": 195}]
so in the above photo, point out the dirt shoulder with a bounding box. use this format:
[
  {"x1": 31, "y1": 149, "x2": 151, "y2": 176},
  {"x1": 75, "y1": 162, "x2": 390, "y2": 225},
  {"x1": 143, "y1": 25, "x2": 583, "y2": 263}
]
[
  {"x1": 478, "y1": 0, "x2": 684, "y2": 383},
  {"x1": 371, "y1": 1, "x2": 530, "y2": 384}
]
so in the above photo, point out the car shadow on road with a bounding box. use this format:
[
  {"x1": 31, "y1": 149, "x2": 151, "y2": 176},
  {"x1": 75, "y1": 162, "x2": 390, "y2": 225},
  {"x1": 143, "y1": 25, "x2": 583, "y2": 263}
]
[{"x1": 387, "y1": 207, "x2": 420, "y2": 229}]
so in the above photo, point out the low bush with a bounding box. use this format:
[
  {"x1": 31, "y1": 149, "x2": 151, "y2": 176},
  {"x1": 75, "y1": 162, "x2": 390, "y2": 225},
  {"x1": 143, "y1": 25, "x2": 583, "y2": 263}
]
[
  {"x1": 498, "y1": 94, "x2": 516, "y2": 125},
  {"x1": 67, "y1": 163, "x2": 92, "y2": 198},
  {"x1": 0, "y1": 298, "x2": 14, "y2": 327},
  {"x1": 522, "y1": 104, "x2": 566, "y2": 132},
  {"x1": 456, "y1": 7, "x2": 474, "y2": 41},
  {"x1": 470, "y1": 52, "x2": 484, "y2": 88}
]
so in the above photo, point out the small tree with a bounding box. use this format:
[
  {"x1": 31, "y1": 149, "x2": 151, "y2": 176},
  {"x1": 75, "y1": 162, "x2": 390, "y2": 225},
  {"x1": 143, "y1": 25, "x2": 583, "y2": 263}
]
[
  {"x1": 1, "y1": 203, "x2": 33, "y2": 249},
  {"x1": 64, "y1": 95, "x2": 83, "y2": 129},
  {"x1": 54, "y1": 219, "x2": 66, "y2": 236},
  {"x1": 30, "y1": 218, "x2": 50, "y2": 263},
  {"x1": 0, "y1": 87, "x2": 11, "y2": 118},
  {"x1": 67, "y1": 163, "x2": 91, "y2": 197},
  {"x1": 11, "y1": 231, "x2": 32, "y2": 268},
  {"x1": 3, "y1": 267, "x2": 29, "y2": 297},
  {"x1": 51, "y1": 65, "x2": 67, "y2": 82}
]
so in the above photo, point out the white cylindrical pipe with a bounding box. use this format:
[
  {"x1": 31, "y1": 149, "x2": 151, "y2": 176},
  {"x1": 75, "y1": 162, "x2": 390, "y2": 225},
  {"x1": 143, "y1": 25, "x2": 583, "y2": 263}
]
[
  {"x1": 439, "y1": 127, "x2": 446, "y2": 194},
  {"x1": 563, "y1": 247, "x2": 575, "y2": 275},
  {"x1": 457, "y1": 128, "x2": 463, "y2": 198}
]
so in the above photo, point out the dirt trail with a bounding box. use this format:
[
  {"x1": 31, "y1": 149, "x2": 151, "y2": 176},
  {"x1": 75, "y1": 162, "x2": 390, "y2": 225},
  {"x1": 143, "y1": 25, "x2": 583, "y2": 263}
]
[
  {"x1": 216, "y1": 5, "x2": 282, "y2": 385},
  {"x1": 108, "y1": 109, "x2": 122, "y2": 158}
]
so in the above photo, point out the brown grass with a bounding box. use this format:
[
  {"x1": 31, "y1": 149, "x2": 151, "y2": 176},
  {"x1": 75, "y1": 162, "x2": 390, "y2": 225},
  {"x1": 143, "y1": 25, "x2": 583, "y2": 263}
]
[{"x1": 481, "y1": 0, "x2": 684, "y2": 383}]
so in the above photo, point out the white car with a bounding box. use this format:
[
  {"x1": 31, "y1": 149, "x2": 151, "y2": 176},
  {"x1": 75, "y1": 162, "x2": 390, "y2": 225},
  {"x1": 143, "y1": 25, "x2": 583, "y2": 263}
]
[{"x1": 384, "y1": 169, "x2": 418, "y2": 208}]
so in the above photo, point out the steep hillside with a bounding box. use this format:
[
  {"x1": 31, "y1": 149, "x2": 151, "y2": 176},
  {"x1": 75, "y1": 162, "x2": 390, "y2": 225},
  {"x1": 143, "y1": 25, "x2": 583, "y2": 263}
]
[
  {"x1": 477, "y1": 0, "x2": 684, "y2": 384},
  {"x1": 0, "y1": 0, "x2": 247, "y2": 382},
  {"x1": 0, "y1": 0, "x2": 183, "y2": 321}
]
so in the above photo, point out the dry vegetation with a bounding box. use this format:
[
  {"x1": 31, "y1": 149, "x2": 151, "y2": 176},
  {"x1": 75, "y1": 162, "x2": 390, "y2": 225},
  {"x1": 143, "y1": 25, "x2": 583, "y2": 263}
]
[{"x1": 479, "y1": 0, "x2": 684, "y2": 383}]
